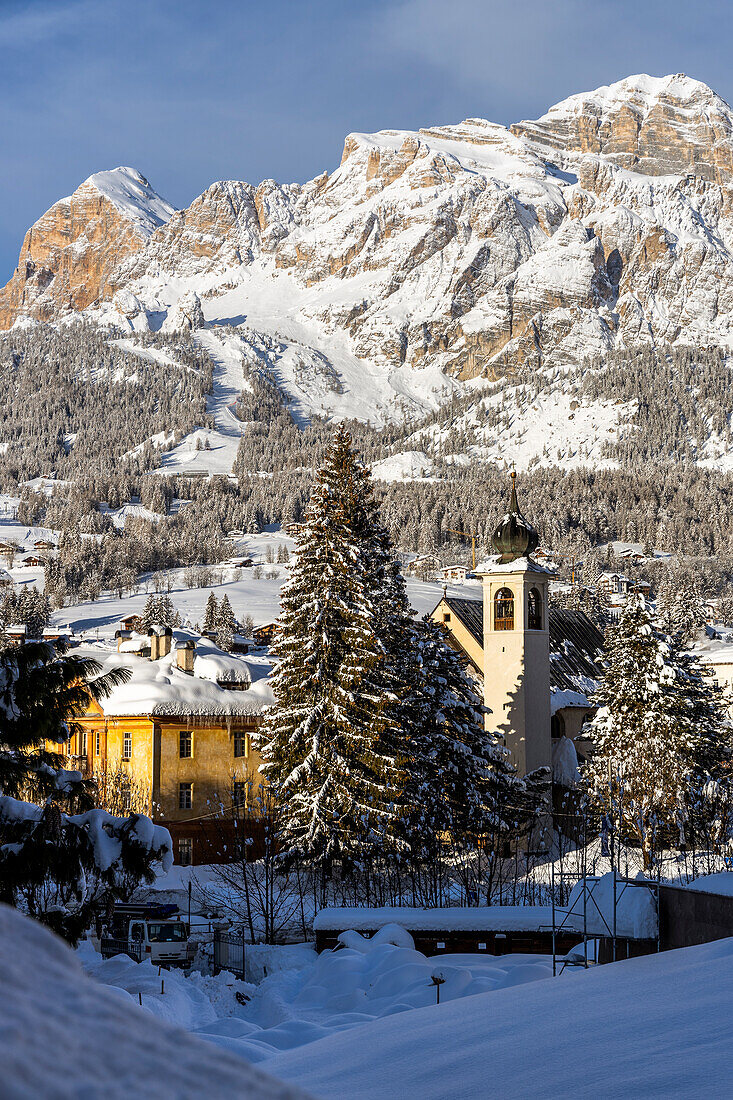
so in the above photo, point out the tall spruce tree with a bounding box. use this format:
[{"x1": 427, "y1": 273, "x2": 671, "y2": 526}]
[
  {"x1": 655, "y1": 560, "x2": 706, "y2": 644},
  {"x1": 203, "y1": 592, "x2": 219, "y2": 633},
  {"x1": 257, "y1": 426, "x2": 404, "y2": 875},
  {"x1": 216, "y1": 594, "x2": 238, "y2": 650},
  {"x1": 396, "y1": 616, "x2": 531, "y2": 856},
  {"x1": 584, "y1": 597, "x2": 727, "y2": 867}
]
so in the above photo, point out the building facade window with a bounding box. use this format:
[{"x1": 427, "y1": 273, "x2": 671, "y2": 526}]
[
  {"x1": 234, "y1": 734, "x2": 249, "y2": 759},
  {"x1": 179, "y1": 730, "x2": 193, "y2": 758},
  {"x1": 95, "y1": 728, "x2": 100, "y2": 756},
  {"x1": 123, "y1": 731, "x2": 132, "y2": 760},
  {"x1": 494, "y1": 588, "x2": 514, "y2": 631},
  {"x1": 528, "y1": 587, "x2": 543, "y2": 630},
  {"x1": 179, "y1": 782, "x2": 192, "y2": 810},
  {"x1": 80, "y1": 730, "x2": 87, "y2": 757},
  {"x1": 178, "y1": 838, "x2": 193, "y2": 866}
]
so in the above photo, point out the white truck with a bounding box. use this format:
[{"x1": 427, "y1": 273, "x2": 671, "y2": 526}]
[{"x1": 101, "y1": 903, "x2": 196, "y2": 969}]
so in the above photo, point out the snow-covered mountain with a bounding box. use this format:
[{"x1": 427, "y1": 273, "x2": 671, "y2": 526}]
[
  {"x1": 4, "y1": 74, "x2": 733, "y2": 432},
  {"x1": 0, "y1": 168, "x2": 175, "y2": 327}
]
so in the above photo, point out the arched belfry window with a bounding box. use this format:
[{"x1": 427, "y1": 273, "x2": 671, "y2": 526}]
[
  {"x1": 494, "y1": 587, "x2": 514, "y2": 631},
  {"x1": 528, "y1": 587, "x2": 543, "y2": 630}
]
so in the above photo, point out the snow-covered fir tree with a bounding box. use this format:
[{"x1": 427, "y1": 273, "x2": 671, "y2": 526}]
[
  {"x1": 216, "y1": 594, "x2": 238, "y2": 651},
  {"x1": 0, "y1": 643, "x2": 170, "y2": 943},
  {"x1": 655, "y1": 560, "x2": 706, "y2": 643},
  {"x1": 257, "y1": 426, "x2": 404, "y2": 876},
  {"x1": 396, "y1": 615, "x2": 532, "y2": 858},
  {"x1": 584, "y1": 597, "x2": 729, "y2": 867},
  {"x1": 203, "y1": 593, "x2": 219, "y2": 633}
]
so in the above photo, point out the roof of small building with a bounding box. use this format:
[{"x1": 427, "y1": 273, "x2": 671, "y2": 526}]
[
  {"x1": 439, "y1": 597, "x2": 603, "y2": 703},
  {"x1": 84, "y1": 630, "x2": 273, "y2": 717}
]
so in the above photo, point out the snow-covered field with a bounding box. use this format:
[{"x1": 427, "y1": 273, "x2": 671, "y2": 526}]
[
  {"x1": 47, "y1": 526, "x2": 475, "y2": 638},
  {"x1": 269, "y1": 934, "x2": 733, "y2": 1099},
  {"x1": 10, "y1": 895, "x2": 732, "y2": 1100}
]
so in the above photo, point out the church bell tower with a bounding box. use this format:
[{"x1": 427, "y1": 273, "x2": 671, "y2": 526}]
[{"x1": 475, "y1": 474, "x2": 551, "y2": 776}]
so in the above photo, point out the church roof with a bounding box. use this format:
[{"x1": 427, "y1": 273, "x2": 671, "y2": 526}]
[{"x1": 441, "y1": 597, "x2": 603, "y2": 698}]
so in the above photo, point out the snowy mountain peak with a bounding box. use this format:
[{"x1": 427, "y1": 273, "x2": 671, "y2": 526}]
[
  {"x1": 83, "y1": 167, "x2": 176, "y2": 236},
  {"x1": 512, "y1": 73, "x2": 733, "y2": 181}
]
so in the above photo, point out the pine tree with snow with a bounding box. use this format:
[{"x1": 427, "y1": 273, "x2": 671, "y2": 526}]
[
  {"x1": 216, "y1": 594, "x2": 237, "y2": 651},
  {"x1": 156, "y1": 594, "x2": 175, "y2": 628},
  {"x1": 257, "y1": 426, "x2": 404, "y2": 876},
  {"x1": 668, "y1": 640, "x2": 733, "y2": 853},
  {"x1": 0, "y1": 642, "x2": 170, "y2": 943},
  {"x1": 583, "y1": 597, "x2": 721, "y2": 868},
  {"x1": 203, "y1": 593, "x2": 219, "y2": 633},
  {"x1": 396, "y1": 615, "x2": 530, "y2": 857},
  {"x1": 141, "y1": 593, "x2": 159, "y2": 630},
  {"x1": 655, "y1": 560, "x2": 706, "y2": 644}
]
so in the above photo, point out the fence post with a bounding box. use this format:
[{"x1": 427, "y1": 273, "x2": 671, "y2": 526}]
[{"x1": 242, "y1": 926, "x2": 246, "y2": 981}]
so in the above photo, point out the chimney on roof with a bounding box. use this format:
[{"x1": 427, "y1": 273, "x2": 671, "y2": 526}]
[
  {"x1": 176, "y1": 639, "x2": 195, "y2": 674},
  {"x1": 148, "y1": 625, "x2": 173, "y2": 660},
  {"x1": 115, "y1": 628, "x2": 131, "y2": 653}
]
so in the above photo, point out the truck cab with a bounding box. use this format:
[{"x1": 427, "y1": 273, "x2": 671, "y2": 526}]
[{"x1": 102, "y1": 903, "x2": 196, "y2": 968}]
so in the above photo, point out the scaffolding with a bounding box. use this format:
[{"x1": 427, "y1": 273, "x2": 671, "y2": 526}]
[{"x1": 549, "y1": 867, "x2": 660, "y2": 976}]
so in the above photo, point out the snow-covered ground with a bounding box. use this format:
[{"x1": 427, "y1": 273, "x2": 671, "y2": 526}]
[
  {"x1": 49, "y1": 528, "x2": 472, "y2": 638},
  {"x1": 270, "y1": 935, "x2": 733, "y2": 1099},
  {"x1": 77, "y1": 924, "x2": 553, "y2": 1067},
  {"x1": 0, "y1": 903, "x2": 305, "y2": 1100}
]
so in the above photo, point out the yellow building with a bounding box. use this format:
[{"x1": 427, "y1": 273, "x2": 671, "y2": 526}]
[{"x1": 68, "y1": 627, "x2": 272, "y2": 865}]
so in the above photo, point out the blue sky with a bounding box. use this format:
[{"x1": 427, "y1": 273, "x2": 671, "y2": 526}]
[{"x1": 1, "y1": 0, "x2": 732, "y2": 281}]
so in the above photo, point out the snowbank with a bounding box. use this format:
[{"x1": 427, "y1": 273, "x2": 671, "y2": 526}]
[
  {"x1": 0, "y1": 904, "x2": 307, "y2": 1099},
  {"x1": 683, "y1": 872, "x2": 733, "y2": 896},
  {"x1": 80, "y1": 929, "x2": 551, "y2": 1067},
  {"x1": 269, "y1": 936, "x2": 733, "y2": 1099}
]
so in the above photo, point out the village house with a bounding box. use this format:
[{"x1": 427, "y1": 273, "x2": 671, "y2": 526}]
[
  {"x1": 598, "y1": 571, "x2": 632, "y2": 596},
  {"x1": 67, "y1": 628, "x2": 273, "y2": 865},
  {"x1": 441, "y1": 564, "x2": 473, "y2": 583},
  {"x1": 252, "y1": 622, "x2": 277, "y2": 647},
  {"x1": 405, "y1": 553, "x2": 441, "y2": 578},
  {"x1": 430, "y1": 475, "x2": 603, "y2": 786}
]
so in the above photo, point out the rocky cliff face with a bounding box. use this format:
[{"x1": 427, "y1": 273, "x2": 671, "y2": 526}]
[
  {"x1": 0, "y1": 168, "x2": 174, "y2": 328},
  {"x1": 5, "y1": 75, "x2": 733, "y2": 412},
  {"x1": 511, "y1": 74, "x2": 733, "y2": 182}
]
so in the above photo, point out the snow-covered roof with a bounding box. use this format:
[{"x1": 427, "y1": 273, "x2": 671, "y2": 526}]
[
  {"x1": 314, "y1": 906, "x2": 557, "y2": 933},
  {"x1": 85, "y1": 632, "x2": 273, "y2": 717},
  {"x1": 474, "y1": 555, "x2": 554, "y2": 576}
]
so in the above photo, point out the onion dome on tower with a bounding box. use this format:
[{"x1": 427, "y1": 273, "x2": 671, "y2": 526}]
[{"x1": 492, "y1": 472, "x2": 540, "y2": 563}]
